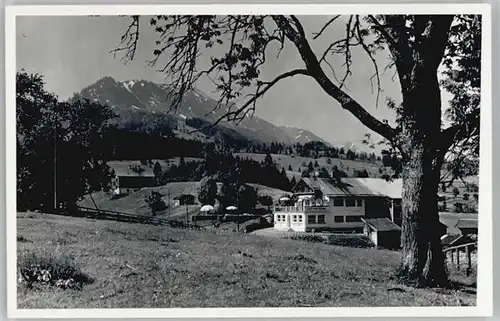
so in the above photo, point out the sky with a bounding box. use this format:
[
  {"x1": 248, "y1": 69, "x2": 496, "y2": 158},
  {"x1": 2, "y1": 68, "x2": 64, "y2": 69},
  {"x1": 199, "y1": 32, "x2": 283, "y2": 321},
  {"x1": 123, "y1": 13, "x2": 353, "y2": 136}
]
[{"x1": 16, "y1": 15, "x2": 453, "y2": 149}]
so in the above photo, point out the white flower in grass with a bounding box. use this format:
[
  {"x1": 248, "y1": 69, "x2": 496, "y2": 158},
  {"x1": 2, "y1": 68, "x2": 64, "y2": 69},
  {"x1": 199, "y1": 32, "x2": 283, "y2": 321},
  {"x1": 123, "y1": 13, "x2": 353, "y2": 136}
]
[{"x1": 41, "y1": 270, "x2": 51, "y2": 283}]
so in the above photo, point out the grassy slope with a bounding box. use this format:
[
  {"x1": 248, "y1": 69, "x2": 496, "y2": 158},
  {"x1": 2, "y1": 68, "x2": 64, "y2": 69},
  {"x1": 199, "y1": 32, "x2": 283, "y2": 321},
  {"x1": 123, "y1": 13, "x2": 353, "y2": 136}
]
[
  {"x1": 235, "y1": 153, "x2": 384, "y2": 179},
  {"x1": 79, "y1": 182, "x2": 288, "y2": 217},
  {"x1": 79, "y1": 182, "x2": 200, "y2": 216},
  {"x1": 17, "y1": 213, "x2": 476, "y2": 309}
]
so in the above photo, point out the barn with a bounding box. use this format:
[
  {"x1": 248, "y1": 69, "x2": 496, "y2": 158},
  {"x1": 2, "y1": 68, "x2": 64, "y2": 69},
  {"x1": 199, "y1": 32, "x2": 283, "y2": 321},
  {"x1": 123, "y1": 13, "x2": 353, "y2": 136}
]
[{"x1": 108, "y1": 161, "x2": 157, "y2": 195}]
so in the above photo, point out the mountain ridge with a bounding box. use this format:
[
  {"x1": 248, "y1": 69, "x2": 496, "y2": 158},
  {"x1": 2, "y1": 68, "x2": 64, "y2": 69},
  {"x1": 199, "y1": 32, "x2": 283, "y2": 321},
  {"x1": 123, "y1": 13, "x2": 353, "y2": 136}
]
[{"x1": 79, "y1": 76, "x2": 334, "y2": 147}]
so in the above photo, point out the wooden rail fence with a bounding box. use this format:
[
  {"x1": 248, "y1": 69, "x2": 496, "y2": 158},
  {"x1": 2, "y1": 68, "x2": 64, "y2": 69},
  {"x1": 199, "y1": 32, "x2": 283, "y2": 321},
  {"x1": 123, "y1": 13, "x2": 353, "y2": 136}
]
[
  {"x1": 64, "y1": 206, "x2": 203, "y2": 230},
  {"x1": 443, "y1": 242, "x2": 477, "y2": 276}
]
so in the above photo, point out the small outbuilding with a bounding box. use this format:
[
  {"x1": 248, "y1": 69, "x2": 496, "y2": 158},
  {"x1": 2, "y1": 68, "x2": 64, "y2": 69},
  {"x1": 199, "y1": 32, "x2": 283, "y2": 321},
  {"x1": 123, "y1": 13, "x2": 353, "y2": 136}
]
[{"x1": 362, "y1": 218, "x2": 401, "y2": 249}]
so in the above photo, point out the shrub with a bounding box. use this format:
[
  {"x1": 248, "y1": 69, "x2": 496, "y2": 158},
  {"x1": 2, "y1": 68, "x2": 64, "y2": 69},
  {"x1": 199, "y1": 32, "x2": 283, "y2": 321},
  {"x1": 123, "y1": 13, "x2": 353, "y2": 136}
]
[
  {"x1": 144, "y1": 191, "x2": 166, "y2": 215},
  {"x1": 463, "y1": 193, "x2": 470, "y2": 201},
  {"x1": 18, "y1": 252, "x2": 93, "y2": 290},
  {"x1": 325, "y1": 234, "x2": 374, "y2": 248},
  {"x1": 284, "y1": 233, "x2": 325, "y2": 243}
]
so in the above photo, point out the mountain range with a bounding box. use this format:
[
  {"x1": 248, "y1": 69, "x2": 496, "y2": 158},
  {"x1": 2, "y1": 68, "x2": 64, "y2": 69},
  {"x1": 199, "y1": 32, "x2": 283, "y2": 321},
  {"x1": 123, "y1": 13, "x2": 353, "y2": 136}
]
[{"x1": 79, "y1": 76, "x2": 334, "y2": 147}]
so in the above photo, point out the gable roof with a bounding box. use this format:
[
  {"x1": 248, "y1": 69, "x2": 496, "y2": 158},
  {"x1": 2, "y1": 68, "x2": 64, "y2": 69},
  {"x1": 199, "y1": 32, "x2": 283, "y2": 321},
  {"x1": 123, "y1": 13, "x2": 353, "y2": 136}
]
[
  {"x1": 296, "y1": 177, "x2": 402, "y2": 198},
  {"x1": 349, "y1": 178, "x2": 402, "y2": 199},
  {"x1": 362, "y1": 218, "x2": 401, "y2": 232}
]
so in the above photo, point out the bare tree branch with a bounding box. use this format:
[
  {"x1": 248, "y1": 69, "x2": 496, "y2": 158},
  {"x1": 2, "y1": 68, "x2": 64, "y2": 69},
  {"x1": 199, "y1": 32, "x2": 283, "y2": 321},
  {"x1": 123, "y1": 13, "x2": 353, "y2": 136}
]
[
  {"x1": 440, "y1": 108, "x2": 480, "y2": 151},
  {"x1": 109, "y1": 16, "x2": 140, "y2": 64},
  {"x1": 313, "y1": 15, "x2": 341, "y2": 39},
  {"x1": 354, "y1": 16, "x2": 382, "y2": 108},
  {"x1": 272, "y1": 15, "x2": 398, "y2": 142},
  {"x1": 189, "y1": 68, "x2": 311, "y2": 133}
]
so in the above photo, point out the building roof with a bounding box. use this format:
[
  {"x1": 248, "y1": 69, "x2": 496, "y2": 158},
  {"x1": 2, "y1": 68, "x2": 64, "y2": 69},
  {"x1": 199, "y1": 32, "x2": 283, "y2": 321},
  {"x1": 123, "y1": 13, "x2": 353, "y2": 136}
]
[
  {"x1": 349, "y1": 178, "x2": 402, "y2": 199},
  {"x1": 297, "y1": 177, "x2": 402, "y2": 198},
  {"x1": 439, "y1": 216, "x2": 478, "y2": 229},
  {"x1": 440, "y1": 234, "x2": 472, "y2": 247},
  {"x1": 456, "y1": 219, "x2": 478, "y2": 229},
  {"x1": 108, "y1": 161, "x2": 155, "y2": 177},
  {"x1": 117, "y1": 175, "x2": 157, "y2": 188},
  {"x1": 362, "y1": 218, "x2": 402, "y2": 232}
]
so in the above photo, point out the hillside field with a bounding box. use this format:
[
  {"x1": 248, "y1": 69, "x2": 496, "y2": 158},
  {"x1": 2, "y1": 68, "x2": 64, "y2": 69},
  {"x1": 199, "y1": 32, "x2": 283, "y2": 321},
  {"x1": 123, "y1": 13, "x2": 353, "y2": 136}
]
[
  {"x1": 79, "y1": 181, "x2": 289, "y2": 217},
  {"x1": 17, "y1": 213, "x2": 476, "y2": 309},
  {"x1": 235, "y1": 153, "x2": 385, "y2": 179}
]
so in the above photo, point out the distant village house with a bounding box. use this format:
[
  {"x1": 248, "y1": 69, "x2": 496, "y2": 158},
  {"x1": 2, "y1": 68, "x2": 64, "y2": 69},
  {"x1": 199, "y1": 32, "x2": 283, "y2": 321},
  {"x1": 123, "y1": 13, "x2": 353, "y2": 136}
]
[{"x1": 109, "y1": 162, "x2": 157, "y2": 195}]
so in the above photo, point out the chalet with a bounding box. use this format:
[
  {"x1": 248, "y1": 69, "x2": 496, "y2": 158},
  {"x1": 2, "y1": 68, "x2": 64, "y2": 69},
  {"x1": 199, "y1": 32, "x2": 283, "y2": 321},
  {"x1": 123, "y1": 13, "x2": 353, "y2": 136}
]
[
  {"x1": 274, "y1": 176, "x2": 402, "y2": 233},
  {"x1": 109, "y1": 161, "x2": 157, "y2": 196}
]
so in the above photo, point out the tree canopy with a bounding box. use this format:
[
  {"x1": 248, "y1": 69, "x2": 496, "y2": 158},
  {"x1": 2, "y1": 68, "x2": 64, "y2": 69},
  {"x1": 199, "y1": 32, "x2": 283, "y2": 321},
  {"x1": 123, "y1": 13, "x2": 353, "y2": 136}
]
[{"x1": 17, "y1": 70, "x2": 116, "y2": 211}]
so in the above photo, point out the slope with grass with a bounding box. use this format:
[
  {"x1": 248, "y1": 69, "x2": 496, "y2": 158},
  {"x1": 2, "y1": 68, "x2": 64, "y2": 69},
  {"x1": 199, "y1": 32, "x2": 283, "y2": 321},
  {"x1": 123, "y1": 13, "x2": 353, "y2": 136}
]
[
  {"x1": 78, "y1": 181, "x2": 289, "y2": 217},
  {"x1": 17, "y1": 212, "x2": 476, "y2": 308},
  {"x1": 235, "y1": 153, "x2": 384, "y2": 178},
  {"x1": 79, "y1": 182, "x2": 200, "y2": 216}
]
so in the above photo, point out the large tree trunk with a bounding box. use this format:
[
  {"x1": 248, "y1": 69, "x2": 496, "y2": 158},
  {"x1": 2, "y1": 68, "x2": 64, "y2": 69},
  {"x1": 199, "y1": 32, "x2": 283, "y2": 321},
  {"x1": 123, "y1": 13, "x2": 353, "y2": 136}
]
[
  {"x1": 397, "y1": 48, "x2": 450, "y2": 288},
  {"x1": 399, "y1": 145, "x2": 449, "y2": 287}
]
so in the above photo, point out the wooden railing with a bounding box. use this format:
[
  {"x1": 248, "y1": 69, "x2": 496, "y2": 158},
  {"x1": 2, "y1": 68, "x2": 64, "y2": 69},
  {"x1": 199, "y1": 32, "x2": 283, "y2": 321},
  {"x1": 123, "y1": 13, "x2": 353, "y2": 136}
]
[
  {"x1": 443, "y1": 242, "x2": 477, "y2": 276},
  {"x1": 63, "y1": 206, "x2": 203, "y2": 230}
]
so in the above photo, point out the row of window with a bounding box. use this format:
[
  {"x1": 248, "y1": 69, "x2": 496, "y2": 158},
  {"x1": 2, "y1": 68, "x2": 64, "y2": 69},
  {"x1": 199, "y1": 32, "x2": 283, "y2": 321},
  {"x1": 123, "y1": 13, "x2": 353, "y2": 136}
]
[
  {"x1": 277, "y1": 214, "x2": 363, "y2": 224},
  {"x1": 332, "y1": 199, "x2": 363, "y2": 207},
  {"x1": 277, "y1": 215, "x2": 306, "y2": 223},
  {"x1": 301, "y1": 198, "x2": 363, "y2": 207},
  {"x1": 334, "y1": 215, "x2": 362, "y2": 223},
  {"x1": 307, "y1": 214, "x2": 326, "y2": 224},
  {"x1": 307, "y1": 215, "x2": 363, "y2": 224},
  {"x1": 276, "y1": 215, "x2": 287, "y2": 222}
]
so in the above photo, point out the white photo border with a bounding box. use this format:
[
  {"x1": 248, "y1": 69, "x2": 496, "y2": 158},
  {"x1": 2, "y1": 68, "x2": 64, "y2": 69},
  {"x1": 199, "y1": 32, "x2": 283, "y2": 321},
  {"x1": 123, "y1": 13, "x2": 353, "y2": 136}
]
[{"x1": 5, "y1": 3, "x2": 493, "y2": 318}]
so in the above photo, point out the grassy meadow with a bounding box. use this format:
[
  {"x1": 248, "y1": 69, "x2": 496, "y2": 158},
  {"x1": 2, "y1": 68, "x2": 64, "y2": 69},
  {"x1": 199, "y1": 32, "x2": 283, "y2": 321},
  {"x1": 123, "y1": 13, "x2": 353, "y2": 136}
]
[{"x1": 17, "y1": 212, "x2": 476, "y2": 309}]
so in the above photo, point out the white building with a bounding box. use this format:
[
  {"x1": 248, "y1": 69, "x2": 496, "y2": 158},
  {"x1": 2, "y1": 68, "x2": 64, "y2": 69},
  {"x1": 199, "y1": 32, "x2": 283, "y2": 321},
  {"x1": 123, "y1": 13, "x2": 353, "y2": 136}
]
[{"x1": 274, "y1": 177, "x2": 402, "y2": 233}]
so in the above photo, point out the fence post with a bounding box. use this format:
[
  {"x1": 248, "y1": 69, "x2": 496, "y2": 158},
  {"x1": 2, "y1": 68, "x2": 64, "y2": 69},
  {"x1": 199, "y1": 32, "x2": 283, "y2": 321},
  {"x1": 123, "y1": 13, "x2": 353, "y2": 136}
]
[{"x1": 466, "y1": 245, "x2": 472, "y2": 276}]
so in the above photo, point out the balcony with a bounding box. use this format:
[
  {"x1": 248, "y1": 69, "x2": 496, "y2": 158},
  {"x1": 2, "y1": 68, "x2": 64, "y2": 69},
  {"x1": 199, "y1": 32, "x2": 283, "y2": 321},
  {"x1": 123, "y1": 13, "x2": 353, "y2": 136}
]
[{"x1": 274, "y1": 203, "x2": 330, "y2": 213}]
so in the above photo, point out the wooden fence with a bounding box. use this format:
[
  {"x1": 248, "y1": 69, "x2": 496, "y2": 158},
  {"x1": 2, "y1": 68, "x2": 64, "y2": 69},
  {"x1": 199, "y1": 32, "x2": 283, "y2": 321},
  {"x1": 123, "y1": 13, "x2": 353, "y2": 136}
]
[
  {"x1": 68, "y1": 206, "x2": 203, "y2": 230},
  {"x1": 443, "y1": 242, "x2": 477, "y2": 276}
]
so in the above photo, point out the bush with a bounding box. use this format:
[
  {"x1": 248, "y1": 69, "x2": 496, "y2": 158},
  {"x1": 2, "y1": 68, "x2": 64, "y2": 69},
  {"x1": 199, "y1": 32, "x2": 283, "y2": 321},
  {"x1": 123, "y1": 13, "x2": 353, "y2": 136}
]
[
  {"x1": 18, "y1": 252, "x2": 93, "y2": 290},
  {"x1": 284, "y1": 233, "x2": 325, "y2": 243},
  {"x1": 325, "y1": 234, "x2": 374, "y2": 248},
  {"x1": 144, "y1": 191, "x2": 166, "y2": 215}
]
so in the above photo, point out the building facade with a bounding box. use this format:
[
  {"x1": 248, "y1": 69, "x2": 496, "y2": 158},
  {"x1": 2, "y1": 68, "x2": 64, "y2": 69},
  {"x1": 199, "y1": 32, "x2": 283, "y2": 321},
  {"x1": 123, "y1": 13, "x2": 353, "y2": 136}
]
[{"x1": 274, "y1": 177, "x2": 402, "y2": 233}]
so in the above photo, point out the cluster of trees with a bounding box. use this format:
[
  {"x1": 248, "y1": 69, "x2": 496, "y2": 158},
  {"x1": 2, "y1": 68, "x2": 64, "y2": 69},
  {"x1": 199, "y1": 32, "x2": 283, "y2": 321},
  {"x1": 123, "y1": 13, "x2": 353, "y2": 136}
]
[
  {"x1": 17, "y1": 71, "x2": 115, "y2": 211},
  {"x1": 197, "y1": 176, "x2": 266, "y2": 213},
  {"x1": 241, "y1": 140, "x2": 383, "y2": 163},
  {"x1": 154, "y1": 153, "x2": 294, "y2": 191},
  {"x1": 103, "y1": 128, "x2": 208, "y2": 160}
]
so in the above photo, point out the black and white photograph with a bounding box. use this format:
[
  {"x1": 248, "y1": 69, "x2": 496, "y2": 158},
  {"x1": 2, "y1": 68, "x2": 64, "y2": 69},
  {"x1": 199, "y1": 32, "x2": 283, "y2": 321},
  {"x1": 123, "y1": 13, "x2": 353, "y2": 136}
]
[{"x1": 6, "y1": 4, "x2": 493, "y2": 318}]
